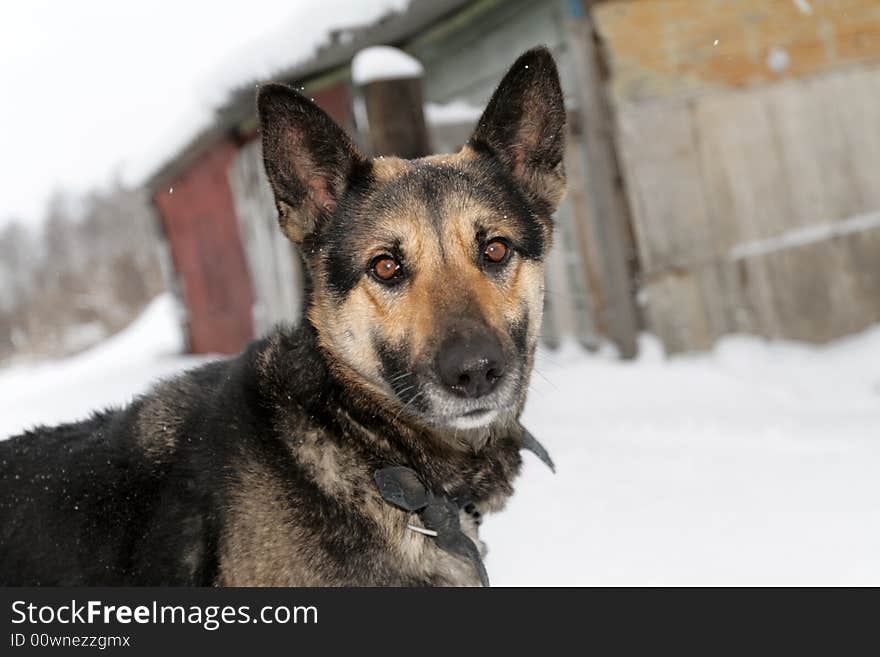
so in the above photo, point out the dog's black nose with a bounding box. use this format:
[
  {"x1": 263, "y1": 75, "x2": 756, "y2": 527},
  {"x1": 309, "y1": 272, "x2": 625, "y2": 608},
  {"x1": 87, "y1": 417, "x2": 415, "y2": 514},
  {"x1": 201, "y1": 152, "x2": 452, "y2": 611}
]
[{"x1": 436, "y1": 330, "x2": 506, "y2": 398}]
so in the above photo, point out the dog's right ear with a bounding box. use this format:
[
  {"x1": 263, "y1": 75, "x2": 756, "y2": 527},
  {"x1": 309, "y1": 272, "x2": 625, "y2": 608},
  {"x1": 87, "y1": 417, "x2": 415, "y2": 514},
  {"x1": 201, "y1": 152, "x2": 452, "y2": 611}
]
[{"x1": 258, "y1": 84, "x2": 366, "y2": 243}]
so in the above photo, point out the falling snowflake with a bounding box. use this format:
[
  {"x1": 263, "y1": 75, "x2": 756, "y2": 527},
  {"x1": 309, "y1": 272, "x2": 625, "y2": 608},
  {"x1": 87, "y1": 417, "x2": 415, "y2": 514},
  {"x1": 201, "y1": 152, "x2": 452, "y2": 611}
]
[{"x1": 767, "y1": 47, "x2": 791, "y2": 73}]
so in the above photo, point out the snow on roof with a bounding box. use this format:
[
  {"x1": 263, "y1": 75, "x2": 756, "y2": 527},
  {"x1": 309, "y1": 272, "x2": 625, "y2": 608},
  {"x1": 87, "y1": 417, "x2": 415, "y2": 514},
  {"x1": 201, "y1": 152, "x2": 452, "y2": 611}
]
[
  {"x1": 149, "y1": 0, "x2": 473, "y2": 191},
  {"x1": 147, "y1": 0, "x2": 413, "y2": 189},
  {"x1": 351, "y1": 46, "x2": 424, "y2": 85},
  {"x1": 202, "y1": 1, "x2": 412, "y2": 105}
]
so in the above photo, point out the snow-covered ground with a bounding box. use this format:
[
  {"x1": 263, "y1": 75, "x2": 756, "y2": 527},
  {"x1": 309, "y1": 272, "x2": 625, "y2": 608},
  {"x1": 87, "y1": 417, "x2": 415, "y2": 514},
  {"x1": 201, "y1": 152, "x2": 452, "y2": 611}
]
[
  {"x1": 1, "y1": 295, "x2": 878, "y2": 586},
  {"x1": 0, "y1": 295, "x2": 209, "y2": 436}
]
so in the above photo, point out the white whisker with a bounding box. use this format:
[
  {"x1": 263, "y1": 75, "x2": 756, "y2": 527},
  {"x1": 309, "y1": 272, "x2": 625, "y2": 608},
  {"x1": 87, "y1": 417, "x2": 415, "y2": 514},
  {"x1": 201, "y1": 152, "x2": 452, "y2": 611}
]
[{"x1": 393, "y1": 389, "x2": 425, "y2": 422}]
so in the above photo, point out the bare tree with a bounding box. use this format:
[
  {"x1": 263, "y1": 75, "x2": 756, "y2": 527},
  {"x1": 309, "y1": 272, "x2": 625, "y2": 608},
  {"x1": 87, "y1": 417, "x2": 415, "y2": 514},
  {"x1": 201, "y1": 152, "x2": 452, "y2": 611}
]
[{"x1": 0, "y1": 182, "x2": 166, "y2": 364}]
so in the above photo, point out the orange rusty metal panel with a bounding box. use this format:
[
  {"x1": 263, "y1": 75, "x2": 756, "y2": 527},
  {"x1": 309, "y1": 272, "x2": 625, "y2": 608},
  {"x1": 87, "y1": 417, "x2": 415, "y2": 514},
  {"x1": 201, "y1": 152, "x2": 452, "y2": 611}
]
[{"x1": 594, "y1": 0, "x2": 880, "y2": 104}]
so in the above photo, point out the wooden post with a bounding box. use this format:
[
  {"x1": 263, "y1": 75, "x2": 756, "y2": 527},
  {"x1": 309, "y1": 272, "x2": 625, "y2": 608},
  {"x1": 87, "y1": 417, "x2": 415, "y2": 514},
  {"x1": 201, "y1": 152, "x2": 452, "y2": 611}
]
[
  {"x1": 565, "y1": 0, "x2": 641, "y2": 358},
  {"x1": 353, "y1": 47, "x2": 432, "y2": 158}
]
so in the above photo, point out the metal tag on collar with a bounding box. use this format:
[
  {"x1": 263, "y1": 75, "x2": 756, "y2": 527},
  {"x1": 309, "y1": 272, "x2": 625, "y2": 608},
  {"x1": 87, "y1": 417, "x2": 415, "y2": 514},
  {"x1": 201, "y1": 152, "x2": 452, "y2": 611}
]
[{"x1": 374, "y1": 466, "x2": 490, "y2": 587}]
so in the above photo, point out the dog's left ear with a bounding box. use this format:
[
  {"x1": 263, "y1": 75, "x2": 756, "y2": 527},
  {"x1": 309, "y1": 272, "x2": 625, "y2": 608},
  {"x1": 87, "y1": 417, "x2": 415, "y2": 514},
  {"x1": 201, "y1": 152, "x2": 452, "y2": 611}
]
[
  {"x1": 257, "y1": 84, "x2": 366, "y2": 243},
  {"x1": 469, "y1": 47, "x2": 566, "y2": 214}
]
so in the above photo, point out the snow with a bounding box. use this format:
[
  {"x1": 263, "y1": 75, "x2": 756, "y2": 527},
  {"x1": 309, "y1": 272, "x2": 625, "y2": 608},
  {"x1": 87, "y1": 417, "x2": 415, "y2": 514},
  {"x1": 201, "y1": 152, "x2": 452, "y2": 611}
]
[
  {"x1": 2, "y1": 297, "x2": 879, "y2": 585},
  {"x1": 351, "y1": 46, "x2": 425, "y2": 85},
  {"x1": 729, "y1": 210, "x2": 880, "y2": 260},
  {"x1": 0, "y1": 294, "x2": 208, "y2": 435},
  {"x1": 767, "y1": 46, "x2": 791, "y2": 73},
  {"x1": 793, "y1": 0, "x2": 813, "y2": 15},
  {"x1": 486, "y1": 332, "x2": 880, "y2": 586}
]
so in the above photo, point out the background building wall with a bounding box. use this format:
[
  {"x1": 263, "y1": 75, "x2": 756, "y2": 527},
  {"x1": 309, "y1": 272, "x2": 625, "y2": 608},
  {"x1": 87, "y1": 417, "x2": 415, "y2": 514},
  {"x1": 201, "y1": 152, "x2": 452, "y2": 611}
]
[
  {"x1": 596, "y1": 0, "x2": 880, "y2": 351},
  {"x1": 154, "y1": 141, "x2": 255, "y2": 354}
]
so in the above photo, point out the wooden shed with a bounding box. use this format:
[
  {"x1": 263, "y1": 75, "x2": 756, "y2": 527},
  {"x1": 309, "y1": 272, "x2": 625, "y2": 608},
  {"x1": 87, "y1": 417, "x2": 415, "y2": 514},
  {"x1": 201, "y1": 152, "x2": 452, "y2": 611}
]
[
  {"x1": 594, "y1": 0, "x2": 880, "y2": 352},
  {"x1": 149, "y1": 0, "x2": 880, "y2": 357}
]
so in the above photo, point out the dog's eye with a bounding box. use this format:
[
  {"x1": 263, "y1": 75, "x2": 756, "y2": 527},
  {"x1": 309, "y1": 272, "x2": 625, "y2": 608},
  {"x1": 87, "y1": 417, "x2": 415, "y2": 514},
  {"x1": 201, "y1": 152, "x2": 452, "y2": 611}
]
[
  {"x1": 483, "y1": 238, "x2": 511, "y2": 265},
  {"x1": 370, "y1": 255, "x2": 402, "y2": 283}
]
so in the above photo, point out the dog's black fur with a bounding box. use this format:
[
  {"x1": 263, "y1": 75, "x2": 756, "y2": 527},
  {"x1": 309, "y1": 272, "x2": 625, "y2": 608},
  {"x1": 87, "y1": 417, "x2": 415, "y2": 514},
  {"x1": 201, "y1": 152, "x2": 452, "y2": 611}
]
[{"x1": 0, "y1": 48, "x2": 566, "y2": 586}]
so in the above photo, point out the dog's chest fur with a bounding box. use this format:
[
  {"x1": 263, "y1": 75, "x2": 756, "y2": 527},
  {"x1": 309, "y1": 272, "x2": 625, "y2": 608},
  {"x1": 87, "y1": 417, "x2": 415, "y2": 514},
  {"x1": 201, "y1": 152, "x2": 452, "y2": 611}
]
[
  {"x1": 217, "y1": 445, "x2": 483, "y2": 586},
  {"x1": 216, "y1": 415, "x2": 512, "y2": 587}
]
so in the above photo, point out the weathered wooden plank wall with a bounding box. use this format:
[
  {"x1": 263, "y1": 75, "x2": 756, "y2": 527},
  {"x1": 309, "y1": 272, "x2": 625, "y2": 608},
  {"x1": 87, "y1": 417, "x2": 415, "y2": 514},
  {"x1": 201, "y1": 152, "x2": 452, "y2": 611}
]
[
  {"x1": 596, "y1": 0, "x2": 880, "y2": 352},
  {"x1": 564, "y1": 10, "x2": 640, "y2": 358},
  {"x1": 615, "y1": 66, "x2": 880, "y2": 351}
]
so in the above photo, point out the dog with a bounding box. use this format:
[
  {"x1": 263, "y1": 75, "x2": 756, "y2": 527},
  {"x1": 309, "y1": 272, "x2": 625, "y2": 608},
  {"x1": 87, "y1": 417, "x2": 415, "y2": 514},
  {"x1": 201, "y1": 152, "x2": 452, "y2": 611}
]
[{"x1": 0, "y1": 47, "x2": 566, "y2": 586}]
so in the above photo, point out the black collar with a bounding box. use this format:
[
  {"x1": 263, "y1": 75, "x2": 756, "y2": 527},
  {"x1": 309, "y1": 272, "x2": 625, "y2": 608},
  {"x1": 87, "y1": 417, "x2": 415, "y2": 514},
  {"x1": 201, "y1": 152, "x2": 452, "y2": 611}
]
[{"x1": 373, "y1": 425, "x2": 554, "y2": 587}]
